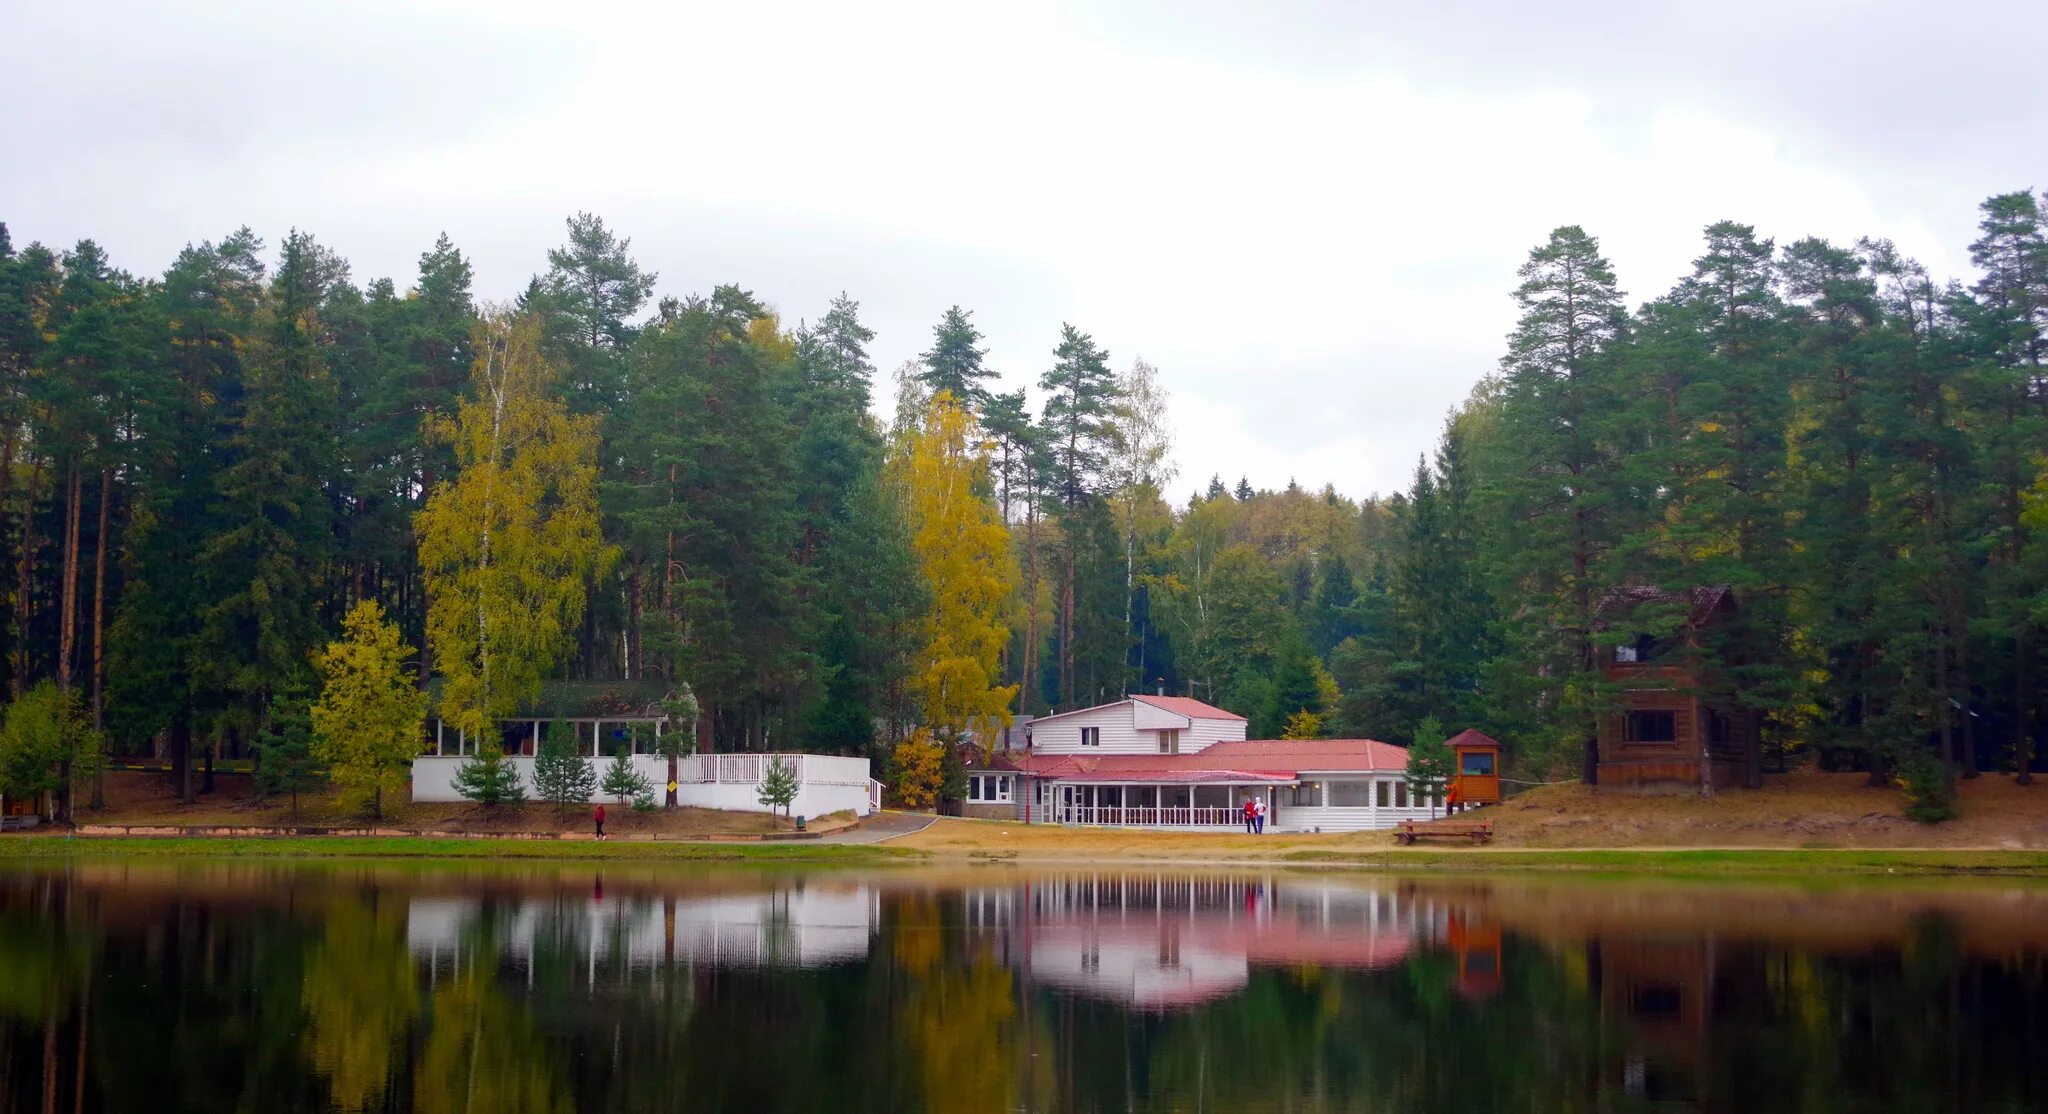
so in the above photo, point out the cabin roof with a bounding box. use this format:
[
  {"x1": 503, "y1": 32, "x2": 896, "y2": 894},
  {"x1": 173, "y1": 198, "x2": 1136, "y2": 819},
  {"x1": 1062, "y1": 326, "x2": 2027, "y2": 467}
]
[
  {"x1": 1594, "y1": 584, "x2": 1733, "y2": 629},
  {"x1": 992, "y1": 738, "x2": 1408, "y2": 779},
  {"x1": 1444, "y1": 728, "x2": 1501, "y2": 751}
]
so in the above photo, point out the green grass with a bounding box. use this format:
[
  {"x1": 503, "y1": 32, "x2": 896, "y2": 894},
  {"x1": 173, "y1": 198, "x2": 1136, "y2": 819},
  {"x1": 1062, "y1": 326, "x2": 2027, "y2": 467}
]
[
  {"x1": 1277, "y1": 847, "x2": 2048, "y2": 876},
  {"x1": 0, "y1": 835, "x2": 918, "y2": 864}
]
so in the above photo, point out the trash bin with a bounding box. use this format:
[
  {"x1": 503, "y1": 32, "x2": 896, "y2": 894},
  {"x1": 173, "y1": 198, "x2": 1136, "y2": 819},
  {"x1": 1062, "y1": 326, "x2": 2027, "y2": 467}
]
[{"x1": 795, "y1": 815, "x2": 806, "y2": 831}]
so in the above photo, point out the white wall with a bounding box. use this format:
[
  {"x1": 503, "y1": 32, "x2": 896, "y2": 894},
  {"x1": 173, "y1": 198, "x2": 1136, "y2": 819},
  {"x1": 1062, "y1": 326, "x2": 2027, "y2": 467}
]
[
  {"x1": 409, "y1": 753, "x2": 874, "y2": 819},
  {"x1": 1033, "y1": 701, "x2": 1246, "y2": 755}
]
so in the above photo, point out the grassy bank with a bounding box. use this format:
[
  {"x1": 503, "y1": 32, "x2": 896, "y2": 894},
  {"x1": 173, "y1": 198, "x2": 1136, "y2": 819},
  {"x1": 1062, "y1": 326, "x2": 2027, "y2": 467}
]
[
  {"x1": 0, "y1": 835, "x2": 914, "y2": 863},
  {"x1": 5, "y1": 834, "x2": 2046, "y2": 876}
]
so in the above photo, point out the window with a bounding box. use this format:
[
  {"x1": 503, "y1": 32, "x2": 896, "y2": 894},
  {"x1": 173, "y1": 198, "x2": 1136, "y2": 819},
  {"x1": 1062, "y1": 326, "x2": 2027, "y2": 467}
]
[
  {"x1": 1615, "y1": 634, "x2": 1660, "y2": 664},
  {"x1": 1623, "y1": 710, "x2": 1677, "y2": 743},
  {"x1": 1460, "y1": 752, "x2": 1495, "y2": 776},
  {"x1": 1080, "y1": 727, "x2": 1101, "y2": 747},
  {"x1": 1329, "y1": 781, "x2": 1372, "y2": 807},
  {"x1": 1285, "y1": 782, "x2": 1321, "y2": 807},
  {"x1": 1706, "y1": 708, "x2": 1730, "y2": 744},
  {"x1": 1157, "y1": 729, "x2": 1180, "y2": 754},
  {"x1": 1375, "y1": 780, "x2": 1391, "y2": 808},
  {"x1": 968, "y1": 775, "x2": 1012, "y2": 803},
  {"x1": 1394, "y1": 781, "x2": 1410, "y2": 808}
]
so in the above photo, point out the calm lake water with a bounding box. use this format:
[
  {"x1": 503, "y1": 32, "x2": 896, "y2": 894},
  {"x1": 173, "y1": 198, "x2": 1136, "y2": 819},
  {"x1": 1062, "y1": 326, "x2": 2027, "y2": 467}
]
[{"x1": 0, "y1": 861, "x2": 2043, "y2": 1113}]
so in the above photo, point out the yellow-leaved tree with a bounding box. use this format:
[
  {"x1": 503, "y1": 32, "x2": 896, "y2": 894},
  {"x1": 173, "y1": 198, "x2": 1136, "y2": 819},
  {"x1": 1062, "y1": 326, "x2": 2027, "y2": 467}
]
[
  {"x1": 310, "y1": 600, "x2": 428, "y2": 817},
  {"x1": 894, "y1": 391, "x2": 1019, "y2": 752},
  {"x1": 415, "y1": 311, "x2": 615, "y2": 739}
]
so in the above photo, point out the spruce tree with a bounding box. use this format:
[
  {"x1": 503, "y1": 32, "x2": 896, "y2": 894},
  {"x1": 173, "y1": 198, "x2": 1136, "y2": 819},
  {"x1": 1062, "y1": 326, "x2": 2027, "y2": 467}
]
[
  {"x1": 755, "y1": 755, "x2": 799, "y2": 818},
  {"x1": 451, "y1": 744, "x2": 525, "y2": 807},
  {"x1": 253, "y1": 674, "x2": 322, "y2": 815},
  {"x1": 600, "y1": 745, "x2": 651, "y2": 806},
  {"x1": 532, "y1": 719, "x2": 596, "y2": 817}
]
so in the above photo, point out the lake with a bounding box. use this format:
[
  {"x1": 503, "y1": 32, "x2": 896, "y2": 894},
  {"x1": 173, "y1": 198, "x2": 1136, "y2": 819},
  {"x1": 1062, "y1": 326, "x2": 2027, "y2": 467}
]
[{"x1": 0, "y1": 861, "x2": 2043, "y2": 1112}]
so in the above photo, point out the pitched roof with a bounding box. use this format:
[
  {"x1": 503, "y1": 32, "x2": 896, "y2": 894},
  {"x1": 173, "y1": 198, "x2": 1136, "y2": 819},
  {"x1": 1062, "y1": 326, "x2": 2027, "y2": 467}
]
[
  {"x1": 1594, "y1": 585, "x2": 1733, "y2": 628},
  {"x1": 1128, "y1": 694, "x2": 1248, "y2": 722},
  {"x1": 1443, "y1": 729, "x2": 1500, "y2": 750}
]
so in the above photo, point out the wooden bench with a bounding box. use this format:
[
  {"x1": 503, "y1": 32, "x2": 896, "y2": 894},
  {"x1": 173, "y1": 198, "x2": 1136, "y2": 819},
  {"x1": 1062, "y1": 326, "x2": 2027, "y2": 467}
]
[{"x1": 1394, "y1": 819, "x2": 1492, "y2": 845}]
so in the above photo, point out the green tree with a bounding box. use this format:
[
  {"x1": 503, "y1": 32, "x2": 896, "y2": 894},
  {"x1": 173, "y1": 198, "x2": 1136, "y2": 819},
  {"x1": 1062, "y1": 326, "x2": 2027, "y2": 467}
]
[
  {"x1": 532, "y1": 719, "x2": 595, "y2": 817},
  {"x1": 918, "y1": 305, "x2": 995, "y2": 412},
  {"x1": 756, "y1": 754, "x2": 799, "y2": 817},
  {"x1": 0, "y1": 681, "x2": 100, "y2": 820},
  {"x1": 658, "y1": 684, "x2": 699, "y2": 809},
  {"x1": 309, "y1": 601, "x2": 428, "y2": 818},
  {"x1": 252, "y1": 673, "x2": 323, "y2": 815},
  {"x1": 600, "y1": 745, "x2": 651, "y2": 806},
  {"x1": 1480, "y1": 225, "x2": 1629, "y2": 782},
  {"x1": 1404, "y1": 715, "x2": 1453, "y2": 818},
  {"x1": 1039, "y1": 324, "x2": 1123, "y2": 705},
  {"x1": 451, "y1": 743, "x2": 525, "y2": 806}
]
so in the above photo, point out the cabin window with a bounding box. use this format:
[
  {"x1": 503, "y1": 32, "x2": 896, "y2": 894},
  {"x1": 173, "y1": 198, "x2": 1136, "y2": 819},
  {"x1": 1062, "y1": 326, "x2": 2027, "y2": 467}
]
[
  {"x1": 1080, "y1": 727, "x2": 1101, "y2": 747},
  {"x1": 1460, "y1": 752, "x2": 1495, "y2": 776},
  {"x1": 1393, "y1": 782, "x2": 1410, "y2": 808},
  {"x1": 1285, "y1": 782, "x2": 1321, "y2": 806},
  {"x1": 1614, "y1": 635, "x2": 1661, "y2": 664},
  {"x1": 1706, "y1": 708, "x2": 1731, "y2": 744},
  {"x1": 968, "y1": 775, "x2": 1012, "y2": 803},
  {"x1": 1623, "y1": 710, "x2": 1677, "y2": 743},
  {"x1": 1375, "y1": 780, "x2": 1391, "y2": 808},
  {"x1": 1324, "y1": 781, "x2": 1369, "y2": 807},
  {"x1": 1157, "y1": 729, "x2": 1181, "y2": 754}
]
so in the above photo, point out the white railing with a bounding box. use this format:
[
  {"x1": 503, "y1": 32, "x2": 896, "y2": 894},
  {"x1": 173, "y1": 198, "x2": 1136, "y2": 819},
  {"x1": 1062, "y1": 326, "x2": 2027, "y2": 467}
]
[
  {"x1": 1058, "y1": 805, "x2": 1244, "y2": 827},
  {"x1": 869, "y1": 780, "x2": 886, "y2": 812}
]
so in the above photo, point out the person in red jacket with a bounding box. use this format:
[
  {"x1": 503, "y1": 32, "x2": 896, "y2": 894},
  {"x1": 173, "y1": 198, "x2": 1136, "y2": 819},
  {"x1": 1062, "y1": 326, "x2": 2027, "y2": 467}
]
[
  {"x1": 593, "y1": 803, "x2": 607, "y2": 840},
  {"x1": 1241, "y1": 797, "x2": 1256, "y2": 834}
]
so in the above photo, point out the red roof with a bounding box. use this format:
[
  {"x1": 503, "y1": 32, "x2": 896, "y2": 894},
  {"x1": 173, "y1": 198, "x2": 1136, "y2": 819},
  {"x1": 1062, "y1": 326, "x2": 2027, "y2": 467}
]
[
  {"x1": 1444, "y1": 729, "x2": 1500, "y2": 750},
  {"x1": 1196, "y1": 738, "x2": 1410, "y2": 771},
  {"x1": 999, "y1": 738, "x2": 1407, "y2": 780},
  {"x1": 1128, "y1": 694, "x2": 1248, "y2": 722}
]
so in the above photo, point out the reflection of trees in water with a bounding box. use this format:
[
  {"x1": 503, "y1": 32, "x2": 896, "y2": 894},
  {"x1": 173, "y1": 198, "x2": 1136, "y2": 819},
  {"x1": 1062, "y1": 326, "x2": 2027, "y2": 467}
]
[
  {"x1": 301, "y1": 897, "x2": 417, "y2": 1112},
  {"x1": 2, "y1": 873, "x2": 2048, "y2": 1112}
]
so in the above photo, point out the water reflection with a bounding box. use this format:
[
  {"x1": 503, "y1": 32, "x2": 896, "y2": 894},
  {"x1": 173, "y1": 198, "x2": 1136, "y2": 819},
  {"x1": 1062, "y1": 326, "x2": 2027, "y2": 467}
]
[{"x1": 1, "y1": 864, "x2": 2045, "y2": 1112}]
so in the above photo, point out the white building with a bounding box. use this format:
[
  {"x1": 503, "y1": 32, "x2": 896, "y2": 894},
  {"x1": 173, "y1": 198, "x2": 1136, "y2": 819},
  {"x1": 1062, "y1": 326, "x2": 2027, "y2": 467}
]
[{"x1": 964, "y1": 694, "x2": 1447, "y2": 832}]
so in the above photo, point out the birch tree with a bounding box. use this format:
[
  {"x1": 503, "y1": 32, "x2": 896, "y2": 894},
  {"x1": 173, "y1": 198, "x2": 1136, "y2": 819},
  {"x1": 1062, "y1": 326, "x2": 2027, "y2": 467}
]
[{"x1": 416, "y1": 311, "x2": 614, "y2": 739}]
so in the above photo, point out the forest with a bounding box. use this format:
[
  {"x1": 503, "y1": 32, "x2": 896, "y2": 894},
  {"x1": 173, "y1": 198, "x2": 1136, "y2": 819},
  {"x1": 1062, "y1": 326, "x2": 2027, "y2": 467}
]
[{"x1": 0, "y1": 189, "x2": 2042, "y2": 811}]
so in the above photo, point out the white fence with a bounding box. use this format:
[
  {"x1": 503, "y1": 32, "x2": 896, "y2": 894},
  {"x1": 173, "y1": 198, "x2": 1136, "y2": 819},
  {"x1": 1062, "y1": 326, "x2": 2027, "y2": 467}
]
[{"x1": 411, "y1": 752, "x2": 874, "y2": 818}]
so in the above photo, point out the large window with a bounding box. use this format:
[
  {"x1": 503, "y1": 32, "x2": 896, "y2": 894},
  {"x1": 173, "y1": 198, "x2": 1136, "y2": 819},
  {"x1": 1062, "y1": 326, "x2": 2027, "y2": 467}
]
[
  {"x1": 1460, "y1": 752, "x2": 1495, "y2": 776},
  {"x1": 1614, "y1": 635, "x2": 1661, "y2": 664},
  {"x1": 1080, "y1": 727, "x2": 1101, "y2": 747},
  {"x1": 1157, "y1": 729, "x2": 1181, "y2": 754},
  {"x1": 1327, "y1": 781, "x2": 1371, "y2": 807},
  {"x1": 1623, "y1": 710, "x2": 1678, "y2": 743},
  {"x1": 968, "y1": 775, "x2": 1012, "y2": 803},
  {"x1": 1285, "y1": 782, "x2": 1321, "y2": 807}
]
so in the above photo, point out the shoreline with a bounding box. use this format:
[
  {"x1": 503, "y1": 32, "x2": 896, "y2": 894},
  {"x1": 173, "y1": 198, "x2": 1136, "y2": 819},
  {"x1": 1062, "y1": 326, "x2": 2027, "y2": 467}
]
[{"x1": 4, "y1": 834, "x2": 2047, "y2": 876}]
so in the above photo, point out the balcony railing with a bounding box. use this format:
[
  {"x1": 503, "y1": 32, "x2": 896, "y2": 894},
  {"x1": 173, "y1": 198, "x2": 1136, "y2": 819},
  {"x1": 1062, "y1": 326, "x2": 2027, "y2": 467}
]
[{"x1": 1055, "y1": 805, "x2": 1245, "y2": 827}]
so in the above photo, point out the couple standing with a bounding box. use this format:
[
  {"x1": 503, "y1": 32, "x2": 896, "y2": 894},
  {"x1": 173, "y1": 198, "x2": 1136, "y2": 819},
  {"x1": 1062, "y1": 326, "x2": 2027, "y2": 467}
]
[{"x1": 1240, "y1": 796, "x2": 1267, "y2": 834}]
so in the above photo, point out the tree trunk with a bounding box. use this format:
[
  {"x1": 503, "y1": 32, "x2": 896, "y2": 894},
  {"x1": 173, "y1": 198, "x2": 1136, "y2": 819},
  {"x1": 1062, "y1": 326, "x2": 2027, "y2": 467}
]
[
  {"x1": 89, "y1": 470, "x2": 109, "y2": 810},
  {"x1": 2017, "y1": 630, "x2": 2034, "y2": 786},
  {"x1": 201, "y1": 744, "x2": 215, "y2": 795},
  {"x1": 172, "y1": 715, "x2": 194, "y2": 804},
  {"x1": 57, "y1": 465, "x2": 81, "y2": 693},
  {"x1": 12, "y1": 456, "x2": 45, "y2": 698}
]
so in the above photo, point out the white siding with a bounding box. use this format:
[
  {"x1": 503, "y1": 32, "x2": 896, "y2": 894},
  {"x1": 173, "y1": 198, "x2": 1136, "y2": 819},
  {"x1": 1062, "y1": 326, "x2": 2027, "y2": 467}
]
[
  {"x1": 1031, "y1": 704, "x2": 1155, "y2": 754},
  {"x1": 1180, "y1": 717, "x2": 1248, "y2": 753},
  {"x1": 1131, "y1": 701, "x2": 1192, "y2": 731}
]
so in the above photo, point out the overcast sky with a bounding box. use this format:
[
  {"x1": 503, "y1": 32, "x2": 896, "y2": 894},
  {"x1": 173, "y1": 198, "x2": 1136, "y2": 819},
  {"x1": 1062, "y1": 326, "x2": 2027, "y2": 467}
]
[{"x1": 7, "y1": 0, "x2": 2042, "y2": 500}]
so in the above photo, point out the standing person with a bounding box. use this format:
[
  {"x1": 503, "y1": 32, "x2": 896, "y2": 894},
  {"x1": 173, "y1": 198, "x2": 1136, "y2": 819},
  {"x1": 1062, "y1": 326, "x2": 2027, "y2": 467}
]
[
  {"x1": 1242, "y1": 796, "x2": 1256, "y2": 834},
  {"x1": 594, "y1": 803, "x2": 607, "y2": 840},
  {"x1": 1253, "y1": 796, "x2": 1267, "y2": 834}
]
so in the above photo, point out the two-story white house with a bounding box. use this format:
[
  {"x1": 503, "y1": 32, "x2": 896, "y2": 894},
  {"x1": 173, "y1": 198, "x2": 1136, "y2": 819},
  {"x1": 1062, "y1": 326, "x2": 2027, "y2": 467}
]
[{"x1": 962, "y1": 694, "x2": 1448, "y2": 832}]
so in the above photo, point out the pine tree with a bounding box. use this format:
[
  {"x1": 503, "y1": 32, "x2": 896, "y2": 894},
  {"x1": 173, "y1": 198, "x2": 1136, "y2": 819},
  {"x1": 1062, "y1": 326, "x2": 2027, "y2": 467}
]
[
  {"x1": 1404, "y1": 716, "x2": 1453, "y2": 818},
  {"x1": 253, "y1": 673, "x2": 322, "y2": 815},
  {"x1": 451, "y1": 744, "x2": 525, "y2": 807},
  {"x1": 1038, "y1": 324, "x2": 1122, "y2": 706},
  {"x1": 918, "y1": 306, "x2": 995, "y2": 412},
  {"x1": 1483, "y1": 225, "x2": 1629, "y2": 782},
  {"x1": 532, "y1": 719, "x2": 596, "y2": 817},
  {"x1": 755, "y1": 754, "x2": 799, "y2": 818},
  {"x1": 600, "y1": 745, "x2": 651, "y2": 806}
]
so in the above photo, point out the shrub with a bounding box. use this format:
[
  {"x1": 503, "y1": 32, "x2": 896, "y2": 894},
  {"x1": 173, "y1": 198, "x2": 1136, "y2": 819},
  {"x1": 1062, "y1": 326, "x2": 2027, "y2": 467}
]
[{"x1": 1896, "y1": 749, "x2": 1957, "y2": 823}]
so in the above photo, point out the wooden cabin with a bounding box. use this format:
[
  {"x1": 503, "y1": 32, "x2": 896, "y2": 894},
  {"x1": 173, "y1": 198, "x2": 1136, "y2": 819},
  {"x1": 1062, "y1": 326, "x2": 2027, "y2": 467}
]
[
  {"x1": 1446, "y1": 729, "x2": 1502, "y2": 808},
  {"x1": 1594, "y1": 586, "x2": 1750, "y2": 792}
]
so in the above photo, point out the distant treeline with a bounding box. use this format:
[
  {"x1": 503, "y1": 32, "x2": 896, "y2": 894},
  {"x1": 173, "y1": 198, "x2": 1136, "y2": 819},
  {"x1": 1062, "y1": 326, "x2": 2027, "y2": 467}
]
[{"x1": 0, "y1": 190, "x2": 2042, "y2": 791}]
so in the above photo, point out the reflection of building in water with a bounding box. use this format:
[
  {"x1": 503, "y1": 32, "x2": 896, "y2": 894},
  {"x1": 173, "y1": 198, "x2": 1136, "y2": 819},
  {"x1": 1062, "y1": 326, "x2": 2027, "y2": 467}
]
[
  {"x1": 1593, "y1": 936, "x2": 1716, "y2": 1106},
  {"x1": 983, "y1": 875, "x2": 1438, "y2": 1009},
  {"x1": 406, "y1": 884, "x2": 881, "y2": 977}
]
